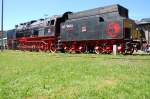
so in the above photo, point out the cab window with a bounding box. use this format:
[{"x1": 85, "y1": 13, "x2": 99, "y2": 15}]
[
  {"x1": 99, "y1": 17, "x2": 104, "y2": 22},
  {"x1": 50, "y1": 20, "x2": 55, "y2": 25},
  {"x1": 124, "y1": 28, "x2": 131, "y2": 39}
]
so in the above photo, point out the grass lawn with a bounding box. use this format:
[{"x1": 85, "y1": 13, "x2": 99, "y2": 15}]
[{"x1": 0, "y1": 50, "x2": 150, "y2": 99}]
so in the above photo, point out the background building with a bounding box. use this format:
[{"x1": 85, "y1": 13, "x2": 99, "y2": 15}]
[
  {"x1": 137, "y1": 18, "x2": 150, "y2": 45},
  {"x1": 0, "y1": 31, "x2": 7, "y2": 48}
]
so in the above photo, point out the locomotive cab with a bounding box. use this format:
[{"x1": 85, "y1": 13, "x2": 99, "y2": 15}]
[
  {"x1": 123, "y1": 19, "x2": 134, "y2": 40},
  {"x1": 122, "y1": 19, "x2": 146, "y2": 53},
  {"x1": 46, "y1": 16, "x2": 64, "y2": 37}
]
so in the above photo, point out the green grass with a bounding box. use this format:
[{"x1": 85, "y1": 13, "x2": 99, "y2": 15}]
[{"x1": 0, "y1": 50, "x2": 150, "y2": 99}]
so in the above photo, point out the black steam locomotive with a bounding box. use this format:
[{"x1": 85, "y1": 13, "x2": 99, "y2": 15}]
[{"x1": 7, "y1": 4, "x2": 145, "y2": 54}]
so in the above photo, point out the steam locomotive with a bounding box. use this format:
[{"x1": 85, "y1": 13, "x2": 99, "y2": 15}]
[{"x1": 7, "y1": 4, "x2": 145, "y2": 54}]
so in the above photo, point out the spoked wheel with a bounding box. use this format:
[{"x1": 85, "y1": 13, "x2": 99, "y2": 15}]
[
  {"x1": 106, "y1": 50, "x2": 113, "y2": 54},
  {"x1": 69, "y1": 48, "x2": 76, "y2": 54},
  {"x1": 50, "y1": 44, "x2": 57, "y2": 53},
  {"x1": 94, "y1": 46, "x2": 103, "y2": 54},
  {"x1": 43, "y1": 44, "x2": 48, "y2": 52},
  {"x1": 63, "y1": 46, "x2": 76, "y2": 53},
  {"x1": 63, "y1": 46, "x2": 69, "y2": 53},
  {"x1": 78, "y1": 46, "x2": 86, "y2": 53},
  {"x1": 124, "y1": 47, "x2": 134, "y2": 55},
  {"x1": 39, "y1": 43, "x2": 45, "y2": 52},
  {"x1": 124, "y1": 43, "x2": 134, "y2": 55},
  {"x1": 31, "y1": 45, "x2": 35, "y2": 52},
  {"x1": 129, "y1": 47, "x2": 134, "y2": 55},
  {"x1": 35, "y1": 44, "x2": 40, "y2": 52},
  {"x1": 68, "y1": 45, "x2": 78, "y2": 54}
]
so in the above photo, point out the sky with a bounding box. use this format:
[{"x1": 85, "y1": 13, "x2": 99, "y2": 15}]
[{"x1": 0, "y1": 0, "x2": 150, "y2": 30}]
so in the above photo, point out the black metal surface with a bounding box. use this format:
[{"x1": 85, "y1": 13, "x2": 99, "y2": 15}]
[
  {"x1": 60, "y1": 4, "x2": 128, "y2": 42},
  {"x1": 60, "y1": 15, "x2": 124, "y2": 41},
  {"x1": 68, "y1": 4, "x2": 128, "y2": 19}
]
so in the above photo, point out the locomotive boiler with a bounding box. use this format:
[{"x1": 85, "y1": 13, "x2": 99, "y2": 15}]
[{"x1": 15, "y1": 16, "x2": 64, "y2": 52}]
